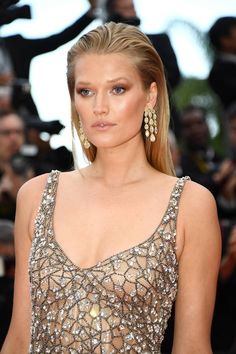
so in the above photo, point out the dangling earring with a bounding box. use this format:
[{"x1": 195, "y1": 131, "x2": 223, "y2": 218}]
[
  {"x1": 78, "y1": 119, "x2": 90, "y2": 149},
  {"x1": 143, "y1": 107, "x2": 158, "y2": 142}
]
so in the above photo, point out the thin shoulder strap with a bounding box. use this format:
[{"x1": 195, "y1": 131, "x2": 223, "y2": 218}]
[
  {"x1": 170, "y1": 176, "x2": 190, "y2": 209},
  {"x1": 33, "y1": 170, "x2": 60, "y2": 240},
  {"x1": 159, "y1": 176, "x2": 190, "y2": 235}
]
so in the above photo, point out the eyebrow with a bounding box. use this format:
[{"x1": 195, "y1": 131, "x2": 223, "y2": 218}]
[
  {"x1": 76, "y1": 77, "x2": 130, "y2": 86},
  {"x1": 107, "y1": 77, "x2": 129, "y2": 83}
]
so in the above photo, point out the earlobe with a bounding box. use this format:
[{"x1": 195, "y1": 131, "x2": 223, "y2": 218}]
[{"x1": 147, "y1": 82, "x2": 158, "y2": 108}]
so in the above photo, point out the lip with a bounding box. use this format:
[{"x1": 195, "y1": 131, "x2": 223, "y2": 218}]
[{"x1": 91, "y1": 121, "x2": 116, "y2": 130}]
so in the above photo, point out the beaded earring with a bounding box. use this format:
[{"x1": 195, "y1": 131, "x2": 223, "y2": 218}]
[
  {"x1": 78, "y1": 120, "x2": 90, "y2": 149},
  {"x1": 143, "y1": 107, "x2": 158, "y2": 142}
]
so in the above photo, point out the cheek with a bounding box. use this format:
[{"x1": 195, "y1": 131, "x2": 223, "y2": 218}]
[
  {"x1": 74, "y1": 102, "x2": 90, "y2": 125},
  {"x1": 74, "y1": 99, "x2": 83, "y2": 115},
  {"x1": 116, "y1": 97, "x2": 145, "y2": 121}
]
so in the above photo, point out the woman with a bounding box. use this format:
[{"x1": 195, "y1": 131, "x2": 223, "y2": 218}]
[{"x1": 2, "y1": 22, "x2": 221, "y2": 353}]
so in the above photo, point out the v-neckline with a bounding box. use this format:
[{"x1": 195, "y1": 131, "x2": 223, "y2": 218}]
[{"x1": 47, "y1": 172, "x2": 185, "y2": 272}]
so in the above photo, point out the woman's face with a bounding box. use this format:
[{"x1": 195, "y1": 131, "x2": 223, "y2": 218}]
[{"x1": 73, "y1": 53, "x2": 157, "y2": 150}]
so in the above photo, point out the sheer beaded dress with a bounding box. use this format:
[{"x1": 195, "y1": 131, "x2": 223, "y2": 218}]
[{"x1": 29, "y1": 170, "x2": 189, "y2": 353}]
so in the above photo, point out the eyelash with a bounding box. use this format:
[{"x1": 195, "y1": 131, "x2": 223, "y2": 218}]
[
  {"x1": 112, "y1": 86, "x2": 126, "y2": 95},
  {"x1": 78, "y1": 88, "x2": 92, "y2": 97},
  {"x1": 77, "y1": 86, "x2": 126, "y2": 97}
]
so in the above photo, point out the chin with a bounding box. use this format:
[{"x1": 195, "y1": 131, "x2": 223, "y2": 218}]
[
  {"x1": 89, "y1": 137, "x2": 118, "y2": 148},
  {"x1": 93, "y1": 142, "x2": 117, "y2": 149}
]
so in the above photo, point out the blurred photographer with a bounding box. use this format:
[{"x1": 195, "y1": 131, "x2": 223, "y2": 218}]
[
  {"x1": 180, "y1": 105, "x2": 223, "y2": 197},
  {"x1": 0, "y1": 154, "x2": 34, "y2": 220},
  {"x1": 0, "y1": 77, "x2": 31, "y2": 116},
  {"x1": 0, "y1": 219, "x2": 15, "y2": 348},
  {"x1": 0, "y1": 1, "x2": 34, "y2": 115},
  {"x1": 208, "y1": 17, "x2": 236, "y2": 111},
  {"x1": 0, "y1": 0, "x2": 97, "y2": 116},
  {"x1": 214, "y1": 103, "x2": 236, "y2": 220},
  {"x1": 0, "y1": 109, "x2": 25, "y2": 177},
  {"x1": 211, "y1": 103, "x2": 236, "y2": 353},
  {"x1": 23, "y1": 119, "x2": 73, "y2": 175}
]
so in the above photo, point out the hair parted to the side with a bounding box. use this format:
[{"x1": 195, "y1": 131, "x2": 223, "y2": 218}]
[{"x1": 67, "y1": 22, "x2": 175, "y2": 176}]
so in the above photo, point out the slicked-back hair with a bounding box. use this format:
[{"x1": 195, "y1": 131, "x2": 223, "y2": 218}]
[{"x1": 67, "y1": 22, "x2": 174, "y2": 175}]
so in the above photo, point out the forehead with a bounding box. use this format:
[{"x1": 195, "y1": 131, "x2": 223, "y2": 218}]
[
  {"x1": 74, "y1": 53, "x2": 141, "y2": 82},
  {"x1": 114, "y1": 0, "x2": 135, "y2": 11},
  {"x1": 0, "y1": 114, "x2": 23, "y2": 127}
]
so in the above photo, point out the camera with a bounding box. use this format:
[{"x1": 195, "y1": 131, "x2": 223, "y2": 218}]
[
  {"x1": 11, "y1": 78, "x2": 31, "y2": 108},
  {"x1": 25, "y1": 118, "x2": 65, "y2": 135},
  {"x1": 0, "y1": 0, "x2": 31, "y2": 26}
]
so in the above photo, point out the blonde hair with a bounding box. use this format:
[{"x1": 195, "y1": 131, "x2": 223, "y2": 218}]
[{"x1": 67, "y1": 22, "x2": 175, "y2": 176}]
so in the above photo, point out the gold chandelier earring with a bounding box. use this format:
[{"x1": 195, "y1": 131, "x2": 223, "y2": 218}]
[
  {"x1": 78, "y1": 119, "x2": 90, "y2": 149},
  {"x1": 143, "y1": 107, "x2": 158, "y2": 142}
]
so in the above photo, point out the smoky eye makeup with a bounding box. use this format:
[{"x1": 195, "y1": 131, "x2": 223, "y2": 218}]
[
  {"x1": 112, "y1": 86, "x2": 126, "y2": 94},
  {"x1": 76, "y1": 88, "x2": 93, "y2": 96}
]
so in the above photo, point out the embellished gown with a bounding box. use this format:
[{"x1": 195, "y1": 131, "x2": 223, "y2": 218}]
[{"x1": 29, "y1": 170, "x2": 189, "y2": 353}]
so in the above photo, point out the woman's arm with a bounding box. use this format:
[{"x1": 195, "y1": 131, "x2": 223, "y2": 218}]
[
  {"x1": 172, "y1": 181, "x2": 221, "y2": 354},
  {"x1": 1, "y1": 174, "x2": 47, "y2": 354}
]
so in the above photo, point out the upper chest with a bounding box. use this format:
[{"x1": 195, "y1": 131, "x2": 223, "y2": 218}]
[
  {"x1": 32, "y1": 172, "x2": 185, "y2": 269},
  {"x1": 54, "y1": 178, "x2": 174, "y2": 244}
]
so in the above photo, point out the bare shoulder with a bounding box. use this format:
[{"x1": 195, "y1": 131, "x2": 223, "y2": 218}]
[
  {"x1": 16, "y1": 173, "x2": 50, "y2": 227},
  {"x1": 17, "y1": 173, "x2": 49, "y2": 205},
  {"x1": 173, "y1": 180, "x2": 221, "y2": 352},
  {"x1": 15, "y1": 173, "x2": 53, "y2": 241},
  {"x1": 180, "y1": 179, "x2": 217, "y2": 217},
  {"x1": 178, "y1": 179, "x2": 221, "y2": 253},
  {"x1": 176, "y1": 179, "x2": 220, "y2": 252}
]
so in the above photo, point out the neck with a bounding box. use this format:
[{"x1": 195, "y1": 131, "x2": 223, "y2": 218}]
[{"x1": 85, "y1": 135, "x2": 153, "y2": 187}]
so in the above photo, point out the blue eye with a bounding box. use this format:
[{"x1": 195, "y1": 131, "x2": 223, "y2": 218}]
[
  {"x1": 113, "y1": 86, "x2": 125, "y2": 95},
  {"x1": 79, "y1": 88, "x2": 92, "y2": 96}
]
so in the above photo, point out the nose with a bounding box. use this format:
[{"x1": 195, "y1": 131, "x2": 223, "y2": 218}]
[{"x1": 93, "y1": 92, "x2": 109, "y2": 116}]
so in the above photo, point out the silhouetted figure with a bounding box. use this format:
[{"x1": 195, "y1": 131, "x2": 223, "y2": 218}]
[
  {"x1": 0, "y1": 154, "x2": 34, "y2": 220},
  {"x1": 180, "y1": 105, "x2": 223, "y2": 196},
  {"x1": 0, "y1": 219, "x2": 14, "y2": 348},
  {"x1": 1, "y1": 1, "x2": 96, "y2": 116},
  {"x1": 213, "y1": 103, "x2": 236, "y2": 221},
  {"x1": 24, "y1": 119, "x2": 73, "y2": 175},
  {"x1": 212, "y1": 220, "x2": 236, "y2": 353},
  {"x1": 0, "y1": 110, "x2": 25, "y2": 176},
  {"x1": 104, "y1": 0, "x2": 181, "y2": 138},
  {"x1": 208, "y1": 17, "x2": 236, "y2": 110}
]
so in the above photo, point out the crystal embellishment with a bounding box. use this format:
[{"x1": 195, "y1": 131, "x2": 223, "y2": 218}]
[{"x1": 29, "y1": 170, "x2": 190, "y2": 353}]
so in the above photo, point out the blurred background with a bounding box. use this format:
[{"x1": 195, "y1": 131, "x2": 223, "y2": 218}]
[
  {"x1": 1, "y1": 0, "x2": 235, "y2": 156},
  {"x1": 0, "y1": 1, "x2": 236, "y2": 353}
]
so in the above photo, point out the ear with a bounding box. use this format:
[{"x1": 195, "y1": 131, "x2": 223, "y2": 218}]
[{"x1": 146, "y1": 82, "x2": 158, "y2": 108}]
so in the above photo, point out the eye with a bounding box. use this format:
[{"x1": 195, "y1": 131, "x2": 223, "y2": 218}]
[
  {"x1": 78, "y1": 88, "x2": 93, "y2": 97},
  {"x1": 112, "y1": 86, "x2": 126, "y2": 95}
]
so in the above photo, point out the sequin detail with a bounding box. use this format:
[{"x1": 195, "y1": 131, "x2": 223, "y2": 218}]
[{"x1": 29, "y1": 171, "x2": 190, "y2": 353}]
